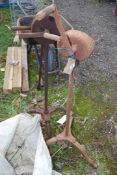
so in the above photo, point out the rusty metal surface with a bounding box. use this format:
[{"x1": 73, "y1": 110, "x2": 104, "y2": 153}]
[
  {"x1": 66, "y1": 29, "x2": 95, "y2": 61},
  {"x1": 46, "y1": 77, "x2": 97, "y2": 168},
  {"x1": 46, "y1": 66, "x2": 97, "y2": 169},
  {"x1": 57, "y1": 29, "x2": 95, "y2": 60},
  {"x1": 31, "y1": 15, "x2": 60, "y2": 44}
]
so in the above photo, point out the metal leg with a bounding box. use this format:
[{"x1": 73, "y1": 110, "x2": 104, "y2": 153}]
[
  {"x1": 42, "y1": 44, "x2": 49, "y2": 114},
  {"x1": 54, "y1": 42, "x2": 59, "y2": 68},
  {"x1": 27, "y1": 44, "x2": 32, "y2": 55},
  {"x1": 37, "y1": 55, "x2": 42, "y2": 90},
  {"x1": 34, "y1": 44, "x2": 42, "y2": 90}
]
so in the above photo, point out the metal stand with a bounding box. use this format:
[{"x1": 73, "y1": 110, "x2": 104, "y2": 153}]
[
  {"x1": 46, "y1": 66, "x2": 97, "y2": 169},
  {"x1": 31, "y1": 44, "x2": 57, "y2": 139},
  {"x1": 28, "y1": 45, "x2": 97, "y2": 168}
]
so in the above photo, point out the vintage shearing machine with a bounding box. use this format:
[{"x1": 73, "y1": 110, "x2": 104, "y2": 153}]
[{"x1": 11, "y1": 3, "x2": 97, "y2": 169}]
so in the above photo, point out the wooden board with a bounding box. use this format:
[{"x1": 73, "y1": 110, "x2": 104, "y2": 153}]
[
  {"x1": 3, "y1": 47, "x2": 14, "y2": 94},
  {"x1": 12, "y1": 47, "x2": 22, "y2": 91},
  {"x1": 21, "y1": 40, "x2": 29, "y2": 92},
  {"x1": 3, "y1": 47, "x2": 22, "y2": 94}
]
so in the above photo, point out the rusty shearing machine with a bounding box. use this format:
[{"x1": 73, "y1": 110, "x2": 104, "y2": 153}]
[{"x1": 12, "y1": 4, "x2": 97, "y2": 169}]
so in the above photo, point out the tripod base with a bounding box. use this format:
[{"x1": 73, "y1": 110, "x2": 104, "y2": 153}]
[
  {"x1": 34, "y1": 107, "x2": 56, "y2": 121},
  {"x1": 46, "y1": 116, "x2": 97, "y2": 169}
]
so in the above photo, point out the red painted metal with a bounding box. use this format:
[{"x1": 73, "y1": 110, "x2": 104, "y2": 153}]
[{"x1": 114, "y1": 0, "x2": 117, "y2": 15}]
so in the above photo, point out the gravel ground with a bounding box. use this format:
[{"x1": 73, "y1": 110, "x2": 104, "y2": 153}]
[{"x1": 55, "y1": 0, "x2": 117, "y2": 84}]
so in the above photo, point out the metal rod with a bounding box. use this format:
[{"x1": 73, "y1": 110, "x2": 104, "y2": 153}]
[
  {"x1": 34, "y1": 45, "x2": 42, "y2": 90},
  {"x1": 38, "y1": 46, "x2": 43, "y2": 89},
  {"x1": 60, "y1": 15, "x2": 74, "y2": 29},
  {"x1": 16, "y1": 0, "x2": 27, "y2": 16},
  {"x1": 65, "y1": 73, "x2": 74, "y2": 136},
  {"x1": 43, "y1": 44, "x2": 49, "y2": 114}
]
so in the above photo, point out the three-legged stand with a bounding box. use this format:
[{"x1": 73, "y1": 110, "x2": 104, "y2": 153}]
[
  {"x1": 30, "y1": 44, "x2": 97, "y2": 168},
  {"x1": 46, "y1": 66, "x2": 97, "y2": 169}
]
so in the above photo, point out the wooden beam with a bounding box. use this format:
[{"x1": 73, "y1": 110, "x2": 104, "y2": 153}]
[
  {"x1": 3, "y1": 47, "x2": 14, "y2": 94},
  {"x1": 12, "y1": 47, "x2": 22, "y2": 91},
  {"x1": 43, "y1": 33, "x2": 60, "y2": 41},
  {"x1": 19, "y1": 32, "x2": 60, "y2": 42},
  {"x1": 11, "y1": 26, "x2": 31, "y2": 31},
  {"x1": 21, "y1": 40, "x2": 29, "y2": 92}
]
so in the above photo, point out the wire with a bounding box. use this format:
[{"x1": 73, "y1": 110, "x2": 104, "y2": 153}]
[
  {"x1": 60, "y1": 14, "x2": 74, "y2": 29},
  {"x1": 51, "y1": 0, "x2": 74, "y2": 29},
  {"x1": 52, "y1": 145, "x2": 63, "y2": 158},
  {"x1": 16, "y1": 0, "x2": 28, "y2": 16}
]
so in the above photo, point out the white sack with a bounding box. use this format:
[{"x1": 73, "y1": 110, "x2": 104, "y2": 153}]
[{"x1": 0, "y1": 113, "x2": 53, "y2": 175}]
